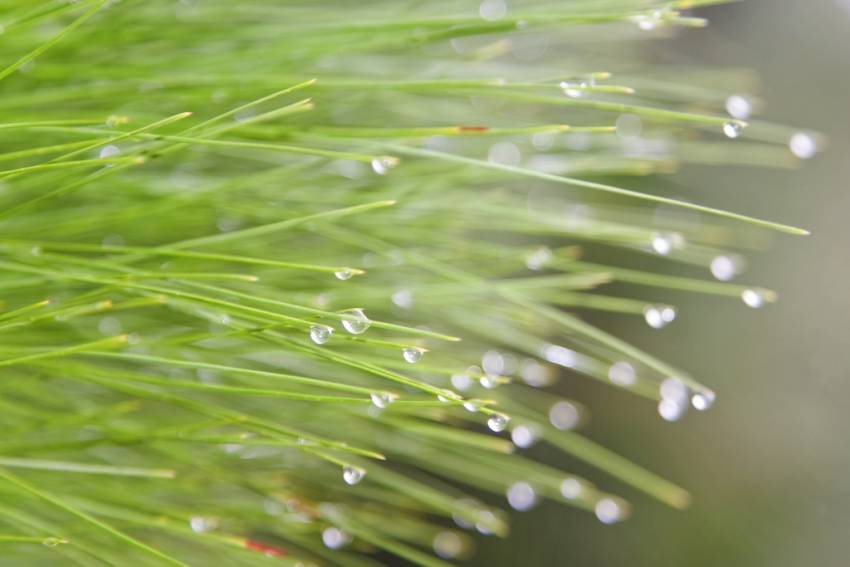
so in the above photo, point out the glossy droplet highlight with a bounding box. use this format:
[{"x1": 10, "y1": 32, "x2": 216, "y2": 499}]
[
  {"x1": 725, "y1": 95, "x2": 752, "y2": 120},
  {"x1": 710, "y1": 255, "x2": 739, "y2": 281},
  {"x1": 340, "y1": 308, "x2": 371, "y2": 334},
  {"x1": 480, "y1": 374, "x2": 500, "y2": 389},
  {"x1": 371, "y1": 156, "x2": 398, "y2": 175},
  {"x1": 309, "y1": 325, "x2": 333, "y2": 345},
  {"x1": 333, "y1": 268, "x2": 354, "y2": 280},
  {"x1": 370, "y1": 391, "x2": 397, "y2": 409},
  {"x1": 42, "y1": 537, "x2": 67, "y2": 548},
  {"x1": 342, "y1": 465, "x2": 366, "y2": 485},
  {"x1": 789, "y1": 131, "x2": 818, "y2": 159},
  {"x1": 402, "y1": 347, "x2": 424, "y2": 364},
  {"x1": 644, "y1": 305, "x2": 676, "y2": 329},
  {"x1": 723, "y1": 121, "x2": 743, "y2": 139},
  {"x1": 650, "y1": 232, "x2": 675, "y2": 255},
  {"x1": 487, "y1": 413, "x2": 510, "y2": 432},
  {"x1": 691, "y1": 390, "x2": 716, "y2": 411},
  {"x1": 741, "y1": 289, "x2": 765, "y2": 309}
]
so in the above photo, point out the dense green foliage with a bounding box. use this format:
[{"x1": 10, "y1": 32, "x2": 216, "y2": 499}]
[{"x1": 0, "y1": 1, "x2": 810, "y2": 565}]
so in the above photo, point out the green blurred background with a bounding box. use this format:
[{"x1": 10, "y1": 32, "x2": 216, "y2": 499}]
[{"x1": 470, "y1": 1, "x2": 850, "y2": 565}]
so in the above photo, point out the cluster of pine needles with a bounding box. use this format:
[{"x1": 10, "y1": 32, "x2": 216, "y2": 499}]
[{"x1": 0, "y1": 0, "x2": 816, "y2": 565}]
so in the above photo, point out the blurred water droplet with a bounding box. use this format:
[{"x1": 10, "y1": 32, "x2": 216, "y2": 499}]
[
  {"x1": 560, "y1": 478, "x2": 582, "y2": 500},
  {"x1": 511, "y1": 424, "x2": 537, "y2": 449},
  {"x1": 691, "y1": 390, "x2": 716, "y2": 411},
  {"x1": 479, "y1": 0, "x2": 506, "y2": 21},
  {"x1": 722, "y1": 121, "x2": 743, "y2": 139},
  {"x1": 725, "y1": 95, "x2": 752, "y2": 120},
  {"x1": 402, "y1": 347, "x2": 424, "y2": 363},
  {"x1": 342, "y1": 465, "x2": 365, "y2": 485},
  {"x1": 659, "y1": 377, "x2": 689, "y2": 404},
  {"x1": 595, "y1": 498, "x2": 625, "y2": 524},
  {"x1": 451, "y1": 373, "x2": 473, "y2": 391},
  {"x1": 644, "y1": 305, "x2": 676, "y2": 329},
  {"x1": 741, "y1": 289, "x2": 765, "y2": 309},
  {"x1": 371, "y1": 156, "x2": 398, "y2": 175},
  {"x1": 309, "y1": 325, "x2": 333, "y2": 345},
  {"x1": 333, "y1": 268, "x2": 354, "y2": 280},
  {"x1": 480, "y1": 374, "x2": 500, "y2": 389},
  {"x1": 658, "y1": 398, "x2": 686, "y2": 422},
  {"x1": 322, "y1": 527, "x2": 351, "y2": 549},
  {"x1": 608, "y1": 361, "x2": 636, "y2": 386},
  {"x1": 391, "y1": 288, "x2": 413, "y2": 309},
  {"x1": 487, "y1": 413, "x2": 510, "y2": 432},
  {"x1": 525, "y1": 246, "x2": 552, "y2": 271},
  {"x1": 340, "y1": 308, "x2": 371, "y2": 334},
  {"x1": 433, "y1": 531, "x2": 464, "y2": 559},
  {"x1": 789, "y1": 131, "x2": 818, "y2": 159},
  {"x1": 98, "y1": 144, "x2": 120, "y2": 159},
  {"x1": 463, "y1": 401, "x2": 481, "y2": 413},
  {"x1": 370, "y1": 391, "x2": 397, "y2": 409},
  {"x1": 549, "y1": 401, "x2": 579, "y2": 431},
  {"x1": 190, "y1": 516, "x2": 218, "y2": 533},
  {"x1": 506, "y1": 481, "x2": 537, "y2": 511},
  {"x1": 710, "y1": 255, "x2": 739, "y2": 281},
  {"x1": 650, "y1": 232, "x2": 676, "y2": 255}
]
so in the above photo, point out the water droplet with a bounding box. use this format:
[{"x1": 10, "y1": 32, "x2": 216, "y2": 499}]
[
  {"x1": 487, "y1": 141, "x2": 522, "y2": 166},
  {"x1": 723, "y1": 121, "x2": 743, "y2": 139},
  {"x1": 789, "y1": 131, "x2": 818, "y2": 159},
  {"x1": 370, "y1": 391, "x2": 397, "y2": 409},
  {"x1": 559, "y1": 78, "x2": 592, "y2": 98},
  {"x1": 741, "y1": 289, "x2": 765, "y2": 309},
  {"x1": 42, "y1": 537, "x2": 66, "y2": 548},
  {"x1": 506, "y1": 481, "x2": 537, "y2": 511},
  {"x1": 391, "y1": 288, "x2": 413, "y2": 309},
  {"x1": 644, "y1": 305, "x2": 676, "y2": 329},
  {"x1": 542, "y1": 344, "x2": 578, "y2": 369},
  {"x1": 433, "y1": 531, "x2": 464, "y2": 559},
  {"x1": 371, "y1": 156, "x2": 398, "y2": 175},
  {"x1": 479, "y1": 0, "x2": 507, "y2": 21},
  {"x1": 710, "y1": 255, "x2": 739, "y2": 281},
  {"x1": 650, "y1": 232, "x2": 676, "y2": 255},
  {"x1": 658, "y1": 398, "x2": 687, "y2": 422},
  {"x1": 524, "y1": 245, "x2": 553, "y2": 271},
  {"x1": 190, "y1": 516, "x2": 218, "y2": 533},
  {"x1": 659, "y1": 377, "x2": 689, "y2": 404},
  {"x1": 402, "y1": 347, "x2": 424, "y2": 363},
  {"x1": 608, "y1": 361, "x2": 636, "y2": 387},
  {"x1": 519, "y1": 359, "x2": 555, "y2": 387},
  {"x1": 487, "y1": 413, "x2": 510, "y2": 432},
  {"x1": 595, "y1": 497, "x2": 625, "y2": 524},
  {"x1": 549, "y1": 400, "x2": 579, "y2": 431},
  {"x1": 451, "y1": 373, "x2": 473, "y2": 391},
  {"x1": 333, "y1": 268, "x2": 354, "y2": 280},
  {"x1": 340, "y1": 308, "x2": 371, "y2": 334},
  {"x1": 480, "y1": 374, "x2": 500, "y2": 389},
  {"x1": 463, "y1": 401, "x2": 480, "y2": 413},
  {"x1": 474, "y1": 510, "x2": 499, "y2": 535},
  {"x1": 691, "y1": 390, "x2": 716, "y2": 411},
  {"x1": 309, "y1": 325, "x2": 333, "y2": 345},
  {"x1": 322, "y1": 527, "x2": 351, "y2": 549},
  {"x1": 560, "y1": 478, "x2": 582, "y2": 500},
  {"x1": 98, "y1": 144, "x2": 120, "y2": 159},
  {"x1": 342, "y1": 465, "x2": 365, "y2": 485},
  {"x1": 726, "y1": 95, "x2": 752, "y2": 120},
  {"x1": 511, "y1": 424, "x2": 537, "y2": 449}
]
